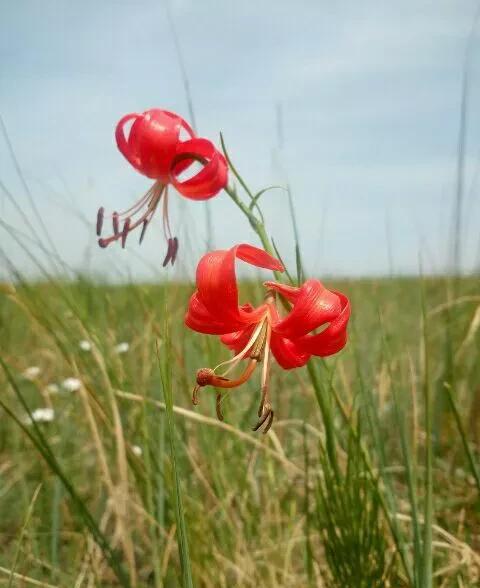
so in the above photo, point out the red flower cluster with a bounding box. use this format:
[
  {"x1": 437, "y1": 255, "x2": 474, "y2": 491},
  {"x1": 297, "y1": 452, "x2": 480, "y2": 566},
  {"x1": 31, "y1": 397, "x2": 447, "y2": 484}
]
[
  {"x1": 96, "y1": 109, "x2": 227, "y2": 264},
  {"x1": 185, "y1": 244, "x2": 350, "y2": 432}
]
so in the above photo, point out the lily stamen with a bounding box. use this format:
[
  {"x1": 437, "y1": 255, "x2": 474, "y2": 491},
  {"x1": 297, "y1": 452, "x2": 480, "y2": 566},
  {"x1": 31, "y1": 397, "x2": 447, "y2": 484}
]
[
  {"x1": 97, "y1": 181, "x2": 166, "y2": 249},
  {"x1": 214, "y1": 317, "x2": 267, "y2": 376},
  {"x1": 191, "y1": 314, "x2": 275, "y2": 432}
]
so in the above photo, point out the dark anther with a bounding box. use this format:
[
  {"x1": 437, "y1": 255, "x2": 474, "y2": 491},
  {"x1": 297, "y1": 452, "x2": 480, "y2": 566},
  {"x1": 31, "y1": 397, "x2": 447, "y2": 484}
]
[
  {"x1": 216, "y1": 392, "x2": 224, "y2": 421},
  {"x1": 162, "y1": 238, "x2": 173, "y2": 267},
  {"x1": 258, "y1": 393, "x2": 266, "y2": 417},
  {"x1": 262, "y1": 411, "x2": 274, "y2": 434},
  {"x1": 121, "y1": 218, "x2": 131, "y2": 249},
  {"x1": 252, "y1": 411, "x2": 269, "y2": 432},
  {"x1": 170, "y1": 237, "x2": 179, "y2": 265},
  {"x1": 139, "y1": 219, "x2": 149, "y2": 244},
  {"x1": 252, "y1": 406, "x2": 274, "y2": 434},
  {"x1": 192, "y1": 385, "x2": 200, "y2": 405},
  {"x1": 112, "y1": 212, "x2": 119, "y2": 235},
  {"x1": 98, "y1": 238, "x2": 108, "y2": 249},
  {"x1": 96, "y1": 207, "x2": 104, "y2": 236}
]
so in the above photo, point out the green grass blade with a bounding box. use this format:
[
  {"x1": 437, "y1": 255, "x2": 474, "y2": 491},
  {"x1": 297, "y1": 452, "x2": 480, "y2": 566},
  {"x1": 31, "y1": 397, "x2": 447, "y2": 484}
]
[
  {"x1": 286, "y1": 184, "x2": 304, "y2": 284},
  {"x1": 50, "y1": 477, "x2": 62, "y2": 578},
  {"x1": 306, "y1": 361, "x2": 339, "y2": 478},
  {"x1": 156, "y1": 337, "x2": 194, "y2": 588},
  {"x1": 380, "y1": 315, "x2": 421, "y2": 587},
  {"x1": 271, "y1": 238, "x2": 295, "y2": 285},
  {"x1": 7, "y1": 483, "x2": 42, "y2": 588},
  {"x1": 303, "y1": 425, "x2": 315, "y2": 586},
  {"x1": 420, "y1": 282, "x2": 433, "y2": 588},
  {"x1": 444, "y1": 383, "x2": 480, "y2": 492}
]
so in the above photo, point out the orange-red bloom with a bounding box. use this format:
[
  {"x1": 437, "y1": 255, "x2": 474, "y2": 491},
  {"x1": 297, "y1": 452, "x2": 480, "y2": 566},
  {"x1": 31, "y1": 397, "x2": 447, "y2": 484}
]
[
  {"x1": 185, "y1": 244, "x2": 350, "y2": 431},
  {"x1": 96, "y1": 109, "x2": 227, "y2": 264}
]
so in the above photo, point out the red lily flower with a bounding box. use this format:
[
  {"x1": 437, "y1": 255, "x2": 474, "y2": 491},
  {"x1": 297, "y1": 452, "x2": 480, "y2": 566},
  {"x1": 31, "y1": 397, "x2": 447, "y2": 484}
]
[
  {"x1": 96, "y1": 109, "x2": 228, "y2": 265},
  {"x1": 185, "y1": 244, "x2": 350, "y2": 432}
]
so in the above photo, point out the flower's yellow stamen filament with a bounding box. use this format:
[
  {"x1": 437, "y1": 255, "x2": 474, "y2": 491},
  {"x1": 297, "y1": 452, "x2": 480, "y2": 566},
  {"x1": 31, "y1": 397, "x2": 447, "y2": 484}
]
[
  {"x1": 261, "y1": 322, "x2": 272, "y2": 392},
  {"x1": 162, "y1": 186, "x2": 172, "y2": 240},
  {"x1": 117, "y1": 182, "x2": 162, "y2": 219},
  {"x1": 192, "y1": 291, "x2": 278, "y2": 434},
  {"x1": 216, "y1": 392, "x2": 224, "y2": 421},
  {"x1": 215, "y1": 316, "x2": 267, "y2": 375},
  {"x1": 98, "y1": 181, "x2": 166, "y2": 248},
  {"x1": 249, "y1": 320, "x2": 268, "y2": 360}
]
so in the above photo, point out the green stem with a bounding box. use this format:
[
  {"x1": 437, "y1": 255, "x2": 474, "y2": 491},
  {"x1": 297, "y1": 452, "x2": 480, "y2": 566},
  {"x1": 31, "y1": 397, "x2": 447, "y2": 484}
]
[
  {"x1": 224, "y1": 184, "x2": 281, "y2": 282},
  {"x1": 421, "y1": 293, "x2": 433, "y2": 588},
  {"x1": 306, "y1": 361, "x2": 339, "y2": 479},
  {"x1": 225, "y1": 184, "x2": 337, "y2": 465},
  {"x1": 223, "y1": 177, "x2": 413, "y2": 585}
]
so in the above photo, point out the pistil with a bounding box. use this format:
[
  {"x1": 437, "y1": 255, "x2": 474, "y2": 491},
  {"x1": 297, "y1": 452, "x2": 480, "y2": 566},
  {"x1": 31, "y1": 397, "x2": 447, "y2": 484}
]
[{"x1": 192, "y1": 359, "x2": 258, "y2": 404}]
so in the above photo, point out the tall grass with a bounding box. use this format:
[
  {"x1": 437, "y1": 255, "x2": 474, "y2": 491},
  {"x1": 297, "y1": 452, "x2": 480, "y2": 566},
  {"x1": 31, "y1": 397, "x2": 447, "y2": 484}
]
[{"x1": 1, "y1": 266, "x2": 479, "y2": 586}]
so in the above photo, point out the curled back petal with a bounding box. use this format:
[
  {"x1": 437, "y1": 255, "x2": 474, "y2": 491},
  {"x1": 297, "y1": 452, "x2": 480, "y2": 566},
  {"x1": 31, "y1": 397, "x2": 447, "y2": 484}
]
[
  {"x1": 235, "y1": 244, "x2": 284, "y2": 272},
  {"x1": 189, "y1": 244, "x2": 283, "y2": 333},
  {"x1": 115, "y1": 113, "x2": 143, "y2": 172},
  {"x1": 266, "y1": 301, "x2": 310, "y2": 369},
  {"x1": 161, "y1": 109, "x2": 195, "y2": 140},
  {"x1": 184, "y1": 293, "x2": 242, "y2": 334},
  {"x1": 133, "y1": 110, "x2": 185, "y2": 180},
  {"x1": 263, "y1": 281, "x2": 301, "y2": 303},
  {"x1": 220, "y1": 323, "x2": 257, "y2": 355},
  {"x1": 116, "y1": 109, "x2": 195, "y2": 181},
  {"x1": 270, "y1": 332, "x2": 310, "y2": 369},
  {"x1": 295, "y1": 292, "x2": 351, "y2": 357},
  {"x1": 268, "y1": 279, "x2": 342, "y2": 339},
  {"x1": 170, "y1": 138, "x2": 228, "y2": 200}
]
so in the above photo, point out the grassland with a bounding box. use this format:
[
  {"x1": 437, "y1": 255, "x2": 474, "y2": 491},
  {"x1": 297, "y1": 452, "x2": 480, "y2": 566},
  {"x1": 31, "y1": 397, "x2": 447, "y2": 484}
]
[{"x1": 0, "y1": 273, "x2": 479, "y2": 587}]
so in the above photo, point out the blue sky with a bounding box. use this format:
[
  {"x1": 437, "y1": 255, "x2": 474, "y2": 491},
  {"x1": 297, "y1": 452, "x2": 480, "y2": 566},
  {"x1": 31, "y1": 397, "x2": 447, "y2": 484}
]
[{"x1": 1, "y1": 0, "x2": 480, "y2": 280}]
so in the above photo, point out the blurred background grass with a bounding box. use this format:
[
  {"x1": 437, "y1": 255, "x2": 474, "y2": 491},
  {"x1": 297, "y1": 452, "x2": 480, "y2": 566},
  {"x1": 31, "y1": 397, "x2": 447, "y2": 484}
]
[{"x1": 0, "y1": 273, "x2": 479, "y2": 586}]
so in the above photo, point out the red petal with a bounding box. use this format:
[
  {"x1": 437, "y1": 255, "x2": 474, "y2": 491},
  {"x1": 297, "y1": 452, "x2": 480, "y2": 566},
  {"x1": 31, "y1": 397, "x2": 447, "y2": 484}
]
[
  {"x1": 220, "y1": 322, "x2": 256, "y2": 354},
  {"x1": 186, "y1": 244, "x2": 283, "y2": 334},
  {"x1": 185, "y1": 292, "x2": 242, "y2": 334},
  {"x1": 170, "y1": 138, "x2": 228, "y2": 200},
  {"x1": 263, "y1": 281, "x2": 301, "y2": 303},
  {"x1": 236, "y1": 244, "x2": 284, "y2": 272},
  {"x1": 295, "y1": 292, "x2": 350, "y2": 357},
  {"x1": 268, "y1": 279, "x2": 342, "y2": 339},
  {"x1": 115, "y1": 113, "x2": 143, "y2": 172},
  {"x1": 161, "y1": 109, "x2": 195, "y2": 139},
  {"x1": 270, "y1": 332, "x2": 310, "y2": 369},
  {"x1": 115, "y1": 109, "x2": 195, "y2": 181}
]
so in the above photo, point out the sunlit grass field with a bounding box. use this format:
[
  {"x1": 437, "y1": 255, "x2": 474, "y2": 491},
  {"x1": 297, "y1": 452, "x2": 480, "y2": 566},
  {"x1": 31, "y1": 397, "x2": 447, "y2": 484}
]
[{"x1": 0, "y1": 273, "x2": 479, "y2": 587}]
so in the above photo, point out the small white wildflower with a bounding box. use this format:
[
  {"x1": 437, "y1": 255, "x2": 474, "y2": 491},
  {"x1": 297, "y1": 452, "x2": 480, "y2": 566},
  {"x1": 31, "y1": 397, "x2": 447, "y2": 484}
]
[
  {"x1": 132, "y1": 445, "x2": 143, "y2": 457},
  {"x1": 45, "y1": 383, "x2": 60, "y2": 394},
  {"x1": 61, "y1": 377, "x2": 82, "y2": 392},
  {"x1": 115, "y1": 342, "x2": 130, "y2": 354},
  {"x1": 26, "y1": 408, "x2": 55, "y2": 424},
  {"x1": 22, "y1": 366, "x2": 41, "y2": 380},
  {"x1": 79, "y1": 340, "x2": 92, "y2": 352}
]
